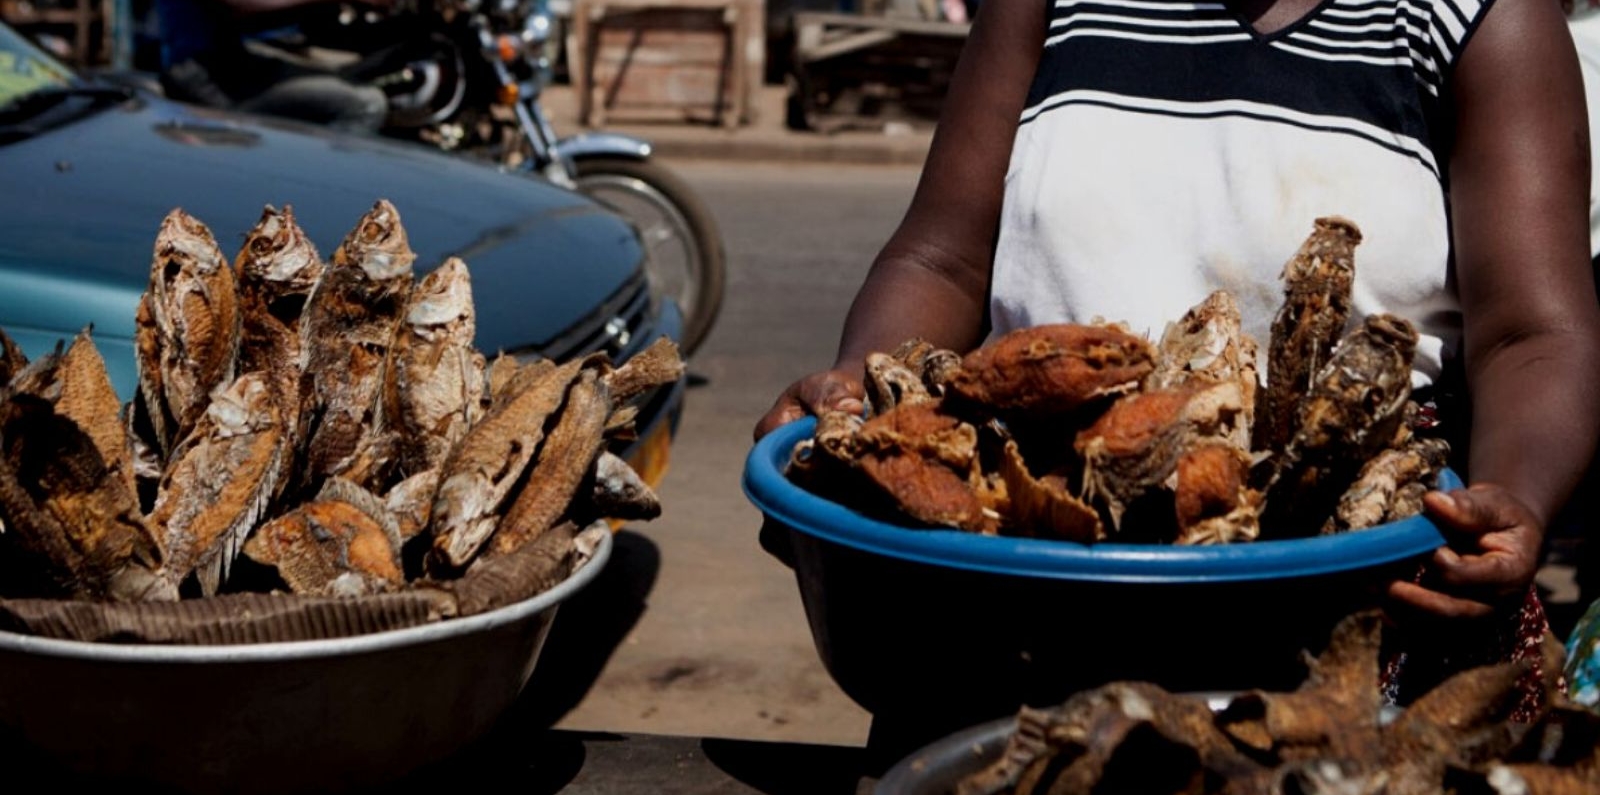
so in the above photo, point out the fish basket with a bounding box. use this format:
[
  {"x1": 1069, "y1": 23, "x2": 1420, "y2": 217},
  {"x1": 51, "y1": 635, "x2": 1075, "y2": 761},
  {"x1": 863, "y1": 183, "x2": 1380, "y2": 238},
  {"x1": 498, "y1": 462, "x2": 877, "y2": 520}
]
[
  {"x1": 0, "y1": 530, "x2": 610, "y2": 794},
  {"x1": 744, "y1": 419, "x2": 1456, "y2": 749}
]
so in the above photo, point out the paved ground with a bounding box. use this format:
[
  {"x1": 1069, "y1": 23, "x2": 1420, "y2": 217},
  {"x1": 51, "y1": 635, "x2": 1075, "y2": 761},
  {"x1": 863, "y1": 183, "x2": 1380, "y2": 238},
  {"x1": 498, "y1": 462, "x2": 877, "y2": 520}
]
[{"x1": 539, "y1": 161, "x2": 924, "y2": 747}]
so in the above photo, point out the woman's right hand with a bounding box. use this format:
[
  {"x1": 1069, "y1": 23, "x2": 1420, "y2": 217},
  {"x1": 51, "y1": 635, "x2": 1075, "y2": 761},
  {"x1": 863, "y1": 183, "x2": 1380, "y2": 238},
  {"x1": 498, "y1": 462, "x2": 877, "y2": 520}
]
[{"x1": 753, "y1": 369, "x2": 866, "y2": 441}]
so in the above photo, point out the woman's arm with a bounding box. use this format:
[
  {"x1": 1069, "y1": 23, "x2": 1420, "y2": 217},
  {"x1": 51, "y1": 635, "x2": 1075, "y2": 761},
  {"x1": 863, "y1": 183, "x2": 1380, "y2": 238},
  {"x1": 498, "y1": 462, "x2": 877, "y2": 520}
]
[
  {"x1": 1390, "y1": 0, "x2": 1600, "y2": 618},
  {"x1": 754, "y1": 0, "x2": 1046, "y2": 438}
]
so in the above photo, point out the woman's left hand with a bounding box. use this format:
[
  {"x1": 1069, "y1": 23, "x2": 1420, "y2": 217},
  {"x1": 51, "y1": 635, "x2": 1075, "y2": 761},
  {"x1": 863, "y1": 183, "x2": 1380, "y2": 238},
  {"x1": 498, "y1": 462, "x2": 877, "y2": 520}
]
[{"x1": 1387, "y1": 485, "x2": 1544, "y2": 620}]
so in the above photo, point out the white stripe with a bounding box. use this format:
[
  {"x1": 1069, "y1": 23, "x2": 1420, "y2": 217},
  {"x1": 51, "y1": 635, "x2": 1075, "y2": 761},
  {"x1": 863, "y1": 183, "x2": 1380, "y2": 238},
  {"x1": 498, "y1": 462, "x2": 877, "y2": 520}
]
[
  {"x1": 1017, "y1": 89, "x2": 1439, "y2": 174},
  {"x1": 1409, "y1": 46, "x2": 1439, "y2": 77},
  {"x1": 1324, "y1": 2, "x2": 1430, "y2": 28},
  {"x1": 1428, "y1": 18, "x2": 1455, "y2": 64},
  {"x1": 1308, "y1": 18, "x2": 1397, "y2": 34},
  {"x1": 1433, "y1": 0, "x2": 1466, "y2": 43},
  {"x1": 1050, "y1": 13, "x2": 1238, "y2": 30},
  {"x1": 1448, "y1": 0, "x2": 1482, "y2": 34},
  {"x1": 1269, "y1": 39, "x2": 1412, "y2": 66},
  {"x1": 1054, "y1": 0, "x2": 1226, "y2": 11},
  {"x1": 1044, "y1": 27, "x2": 1252, "y2": 47},
  {"x1": 1287, "y1": 30, "x2": 1409, "y2": 51}
]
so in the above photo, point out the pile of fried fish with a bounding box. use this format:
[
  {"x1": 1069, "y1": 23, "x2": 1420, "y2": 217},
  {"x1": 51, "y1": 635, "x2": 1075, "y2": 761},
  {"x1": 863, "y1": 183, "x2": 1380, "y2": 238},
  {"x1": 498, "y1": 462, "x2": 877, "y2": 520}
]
[
  {"x1": 0, "y1": 201, "x2": 682, "y2": 604},
  {"x1": 954, "y1": 611, "x2": 1595, "y2": 795},
  {"x1": 789, "y1": 217, "x2": 1448, "y2": 544}
]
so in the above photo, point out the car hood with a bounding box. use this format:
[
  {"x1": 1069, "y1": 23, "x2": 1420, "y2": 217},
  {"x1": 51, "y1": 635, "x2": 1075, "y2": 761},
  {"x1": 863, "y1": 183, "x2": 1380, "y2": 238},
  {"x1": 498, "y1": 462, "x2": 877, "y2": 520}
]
[{"x1": 0, "y1": 94, "x2": 644, "y2": 395}]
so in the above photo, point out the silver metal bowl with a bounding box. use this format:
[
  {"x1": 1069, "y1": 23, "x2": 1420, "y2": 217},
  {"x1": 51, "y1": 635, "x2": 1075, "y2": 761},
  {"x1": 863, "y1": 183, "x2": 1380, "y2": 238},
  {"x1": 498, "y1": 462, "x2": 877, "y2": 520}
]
[{"x1": 0, "y1": 530, "x2": 612, "y2": 794}]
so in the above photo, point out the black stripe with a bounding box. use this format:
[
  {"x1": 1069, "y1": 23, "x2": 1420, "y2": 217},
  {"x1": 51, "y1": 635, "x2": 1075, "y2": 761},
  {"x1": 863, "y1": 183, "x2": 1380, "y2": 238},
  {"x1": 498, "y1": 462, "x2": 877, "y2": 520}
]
[
  {"x1": 1018, "y1": 94, "x2": 1441, "y2": 179},
  {"x1": 1027, "y1": 34, "x2": 1429, "y2": 140}
]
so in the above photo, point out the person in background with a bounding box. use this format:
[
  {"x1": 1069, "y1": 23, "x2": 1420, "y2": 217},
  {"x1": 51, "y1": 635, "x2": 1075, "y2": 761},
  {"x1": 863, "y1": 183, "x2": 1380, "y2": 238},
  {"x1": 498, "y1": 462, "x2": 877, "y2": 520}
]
[
  {"x1": 758, "y1": 0, "x2": 1600, "y2": 716},
  {"x1": 156, "y1": 0, "x2": 388, "y2": 132}
]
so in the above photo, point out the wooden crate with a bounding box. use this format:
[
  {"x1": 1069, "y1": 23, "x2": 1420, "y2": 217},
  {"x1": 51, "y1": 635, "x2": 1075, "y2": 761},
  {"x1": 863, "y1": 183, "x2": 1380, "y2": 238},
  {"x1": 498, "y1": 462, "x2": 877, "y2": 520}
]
[{"x1": 571, "y1": 0, "x2": 762, "y2": 127}]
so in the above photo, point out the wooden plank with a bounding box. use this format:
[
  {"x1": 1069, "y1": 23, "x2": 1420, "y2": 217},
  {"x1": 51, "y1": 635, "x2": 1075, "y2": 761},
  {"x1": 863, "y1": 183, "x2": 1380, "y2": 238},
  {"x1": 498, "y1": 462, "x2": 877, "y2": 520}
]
[
  {"x1": 791, "y1": 10, "x2": 970, "y2": 38},
  {"x1": 796, "y1": 28, "x2": 897, "y2": 64}
]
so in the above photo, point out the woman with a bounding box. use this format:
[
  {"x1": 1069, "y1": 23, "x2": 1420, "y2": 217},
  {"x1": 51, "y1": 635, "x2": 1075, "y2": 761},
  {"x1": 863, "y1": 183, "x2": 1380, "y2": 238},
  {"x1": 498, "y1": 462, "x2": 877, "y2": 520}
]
[{"x1": 758, "y1": 0, "x2": 1600, "y2": 705}]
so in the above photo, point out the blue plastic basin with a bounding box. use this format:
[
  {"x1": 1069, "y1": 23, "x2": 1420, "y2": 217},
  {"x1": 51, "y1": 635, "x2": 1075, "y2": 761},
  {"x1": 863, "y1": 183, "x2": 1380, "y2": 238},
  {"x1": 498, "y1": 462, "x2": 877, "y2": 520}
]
[{"x1": 744, "y1": 418, "x2": 1457, "y2": 751}]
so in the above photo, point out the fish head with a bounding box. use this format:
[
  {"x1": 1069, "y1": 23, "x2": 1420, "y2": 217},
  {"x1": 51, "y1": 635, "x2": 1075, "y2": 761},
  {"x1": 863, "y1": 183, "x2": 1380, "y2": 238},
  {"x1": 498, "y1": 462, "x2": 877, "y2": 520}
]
[
  {"x1": 335, "y1": 199, "x2": 416, "y2": 282},
  {"x1": 239, "y1": 205, "x2": 325, "y2": 296},
  {"x1": 407, "y1": 257, "x2": 475, "y2": 328}
]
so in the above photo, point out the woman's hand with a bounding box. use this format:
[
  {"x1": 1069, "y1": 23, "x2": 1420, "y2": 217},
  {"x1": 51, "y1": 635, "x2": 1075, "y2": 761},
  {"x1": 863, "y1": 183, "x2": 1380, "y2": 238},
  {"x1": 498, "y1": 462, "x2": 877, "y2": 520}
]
[
  {"x1": 753, "y1": 369, "x2": 866, "y2": 441},
  {"x1": 1387, "y1": 485, "x2": 1544, "y2": 621}
]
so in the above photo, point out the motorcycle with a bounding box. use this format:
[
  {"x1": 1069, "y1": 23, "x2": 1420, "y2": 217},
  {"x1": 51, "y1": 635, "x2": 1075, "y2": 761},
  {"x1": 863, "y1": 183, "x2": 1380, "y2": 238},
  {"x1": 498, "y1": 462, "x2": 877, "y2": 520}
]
[{"x1": 302, "y1": 0, "x2": 726, "y2": 355}]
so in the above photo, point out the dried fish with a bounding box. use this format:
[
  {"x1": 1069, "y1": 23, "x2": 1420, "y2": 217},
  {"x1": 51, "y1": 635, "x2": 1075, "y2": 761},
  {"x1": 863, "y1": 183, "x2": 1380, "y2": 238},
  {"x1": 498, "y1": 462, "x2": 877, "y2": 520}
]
[
  {"x1": 298, "y1": 200, "x2": 415, "y2": 490},
  {"x1": 492, "y1": 368, "x2": 612, "y2": 555},
  {"x1": 949, "y1": 323, "x2": 1156, "y2": 419},
  {"x1": 863, "y1": 351, "x2": 932, "y2": 414},
  {"x1": 1265, "y1": 314, "x2": 1418, "y2": 535},
  {"x1": 134, "y1": 208, "x2": 242, "y2": 458},
  {"x1": 385, "y1": 468, "x2": 441, "y2": 541},
  {"x1": 384, "y1": 258, "x2": 485, "y2": 479},
  {"x1": 242, "y1": 479, "x2": 403, "y2": 597},
  {"x1": 0, "y1": 381, "x2": 166, "y2": 601},
  {"x1": 487, "y1": 353, "x2": 553, "y2": 406},
  {"x1": 1076, "y1": 381, "x2": 1249, "y2": 530},
  {"x1": 447, "y1": 520, "x2": 604, "y2": 615},
  {"x1": 854, "y1": 401, "x2": 992, "y2": 532},
  {"x1": 603, "y1": 336, "x2": 684, "y2": 405},
  {"x1": 1327, "y1": 437, "x2": 1449, "y2": 534},
  {"x1": 1255, "y1": 217, "x2": 1360, "y2": 455},
  {"x1": 1173, "y1": 442, "x2": 1260, "y2": 545},
  {"x1": 585, "y1": 451, "x2": 662, "y2": 522},
  {"x1": 53, "y1": 330, "x2": 138, "y2": 500},
  {"x1": 429, "y1": 355, "x2": 603, "y2": 570},
  {"x1": 998, "y1": 440, "x2": 1102, "y2": 542},
  {"x1": 890, "y1": 337, "x2": 962, "y2": 393},
  {"x1": 1148, "y1": 290, "x2": 1259, "y2": 450},
  {"x1": 150, "y1": 373, "x2": 281, "y2": 596},
  {"x1": 235, "y1": 205, "x2": 323, "y2": 405}
]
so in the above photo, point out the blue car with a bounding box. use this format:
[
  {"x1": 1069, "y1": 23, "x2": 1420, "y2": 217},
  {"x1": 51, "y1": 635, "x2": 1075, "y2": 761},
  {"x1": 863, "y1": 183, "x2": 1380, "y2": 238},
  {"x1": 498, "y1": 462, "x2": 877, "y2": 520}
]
[{"x1": 0, "y1": 22, "x2": 683, "y2": 479}]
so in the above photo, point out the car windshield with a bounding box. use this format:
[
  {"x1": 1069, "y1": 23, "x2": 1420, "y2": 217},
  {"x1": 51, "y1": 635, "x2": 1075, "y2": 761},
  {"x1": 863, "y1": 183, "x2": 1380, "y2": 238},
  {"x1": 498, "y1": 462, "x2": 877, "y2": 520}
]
[{"x1": 0, "y1": 23, "x2": 75, "y2": 108}]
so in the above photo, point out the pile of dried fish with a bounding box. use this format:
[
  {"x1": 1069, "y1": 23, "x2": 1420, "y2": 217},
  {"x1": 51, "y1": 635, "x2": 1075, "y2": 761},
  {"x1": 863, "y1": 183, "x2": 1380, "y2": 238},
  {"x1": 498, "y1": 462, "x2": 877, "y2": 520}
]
[
  {"x1": 789, "y1": 217, "x2": 1448, "y2": 544},
  {"x1": 0, "y1": 201, "x2": 683, "y2": 607},
  {"x1": 954, "y1": 611, "x2": 1595, "y2": 795}
]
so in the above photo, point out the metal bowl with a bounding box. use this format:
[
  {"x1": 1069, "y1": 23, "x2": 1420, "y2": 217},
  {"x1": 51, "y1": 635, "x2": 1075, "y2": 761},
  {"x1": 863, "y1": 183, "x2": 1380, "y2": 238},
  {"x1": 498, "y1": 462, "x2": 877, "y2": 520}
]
[
  {"x1": 874, "y1": 694, "x2": 1403, "y2": 794},
  {"x1": 0, "y1": 530, "x2": 612, "y2": 794}
]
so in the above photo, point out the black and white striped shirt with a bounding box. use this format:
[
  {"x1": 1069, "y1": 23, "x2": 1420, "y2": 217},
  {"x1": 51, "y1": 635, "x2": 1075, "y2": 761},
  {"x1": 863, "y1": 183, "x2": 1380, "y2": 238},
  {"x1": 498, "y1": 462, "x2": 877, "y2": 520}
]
[{"x1": 991, "y1": 0, "x2": 1498, "y2": 385}]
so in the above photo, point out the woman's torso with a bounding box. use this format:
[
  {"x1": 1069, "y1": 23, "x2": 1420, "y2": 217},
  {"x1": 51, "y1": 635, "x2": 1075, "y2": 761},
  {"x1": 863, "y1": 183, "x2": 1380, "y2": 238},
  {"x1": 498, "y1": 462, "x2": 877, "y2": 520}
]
[{"x1": 990, "y1": 0, "x2": 1498, "y2": 386}]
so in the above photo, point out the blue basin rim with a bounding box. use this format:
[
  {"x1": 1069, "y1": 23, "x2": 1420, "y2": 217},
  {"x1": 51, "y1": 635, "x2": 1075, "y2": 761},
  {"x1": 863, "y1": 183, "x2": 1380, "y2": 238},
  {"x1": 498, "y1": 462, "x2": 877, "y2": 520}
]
[{"x1": 743, "y1": 418, "x2": 1457, "y2": 584}]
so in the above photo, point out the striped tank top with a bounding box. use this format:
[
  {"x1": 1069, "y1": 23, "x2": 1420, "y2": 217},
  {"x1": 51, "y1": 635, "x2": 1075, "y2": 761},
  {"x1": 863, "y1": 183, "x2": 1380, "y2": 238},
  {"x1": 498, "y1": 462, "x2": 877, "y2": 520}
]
[{"x1": 990, "y1": 0, "x2": 1499, "y2": 386}]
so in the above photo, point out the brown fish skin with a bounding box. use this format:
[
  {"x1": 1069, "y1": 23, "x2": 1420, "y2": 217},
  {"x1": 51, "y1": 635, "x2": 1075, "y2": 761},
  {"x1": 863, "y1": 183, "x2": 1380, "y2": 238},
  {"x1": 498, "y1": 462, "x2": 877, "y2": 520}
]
[
  {"x1": 150, "y1": 373, "x2": 282, "y2": 596},
  {"x1": 235, "y1": 206, "x2": 323, "y2": 448},
  {"x1": 1255, "y1": 216, "x2": 1360, "y2": 456},
  {"x1": 386, "y1": 258, "x2": 485, "y2": 479},
  {"x1": 1173, "y1": 442, "x2": 1261, "y2": 545},
  {"x1": 1264, "y1": 314, "x2": 1418, "y2": 535},
  {"x1": 386, "y1": 468, "x2": 441, "y2": 541},
  {"x1": 429, "y1": 355, "x2": 605, "y2": 570},
  {"x1": 134, "y1": 208, "x2": 242, "y2": 459},
  {"x1": 491, "y1": 369, "x2": 612, "y2": 556},
  {"x1": 0, "y1": 381, "x2": 167, "y2": 601},
  {"x1": 1148, "y1": 290, "x2": 1259, "y2": 450},
  {"x1": 948, "y1": 323, "x2": 1155, "y2": 419},
  {"x1": 487, "y1": 353, "x2": 554, "y2": 407},
  {"x1": 603, "y1": 337, "x2": 685, "y2": 405},
  {"x1": 584, "y1": 451, "x2": 662, "y2": 523},
  {"x1": 55, "y1": 329, "x2": 138, "y2": 501},
  {"x1": 297, "y1": 200, "x2": 415, "y2": 490},
  {"x1": 998, "y1": 439, "x2": 1102, "y2": 542},
  {"x1": 0, "y1": 326, "x2": 26, "y2": 385},
  {"x1": 243, "y1": 489, "x2": 403, "y2": 597}
]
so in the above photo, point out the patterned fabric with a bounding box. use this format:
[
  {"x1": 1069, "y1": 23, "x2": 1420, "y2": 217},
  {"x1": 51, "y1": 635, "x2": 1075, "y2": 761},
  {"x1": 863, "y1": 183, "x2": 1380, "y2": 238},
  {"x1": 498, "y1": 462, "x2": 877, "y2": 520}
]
[
  {"x1": 1382, "y1": 580, "x2": 1559, "y2": 722},
  {"x1": 991, "y1": 0, "x2": 1501, "y2": 388},
  {"x1": 1564, "y1": 598, "x2": 1600, "y2": 709}
]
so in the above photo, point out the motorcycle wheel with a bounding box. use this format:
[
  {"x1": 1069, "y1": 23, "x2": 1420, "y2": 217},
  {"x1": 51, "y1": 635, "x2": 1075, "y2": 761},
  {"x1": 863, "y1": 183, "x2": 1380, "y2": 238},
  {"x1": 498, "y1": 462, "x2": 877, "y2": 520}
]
[{"x1": 573, "y1": 157, "x2": 726, "y2": 357}]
